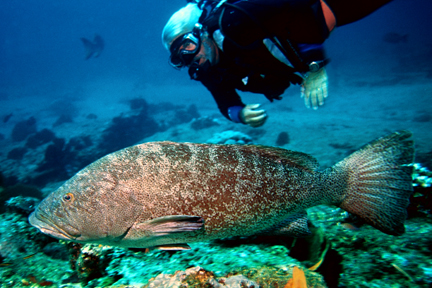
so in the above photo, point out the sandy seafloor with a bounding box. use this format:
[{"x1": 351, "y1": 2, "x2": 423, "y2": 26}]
[{"x1": 1, "y1": 4, "x2": 432, "y2": 286}]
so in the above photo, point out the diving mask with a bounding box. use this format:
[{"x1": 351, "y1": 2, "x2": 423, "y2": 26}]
[{"x1": 169, "y1": 24, "x2": 203, "y2": 69}]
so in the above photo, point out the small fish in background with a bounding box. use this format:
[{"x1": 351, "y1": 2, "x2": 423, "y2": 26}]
[
  {"x1": 338, "y1": 222, "x2": 360, "y2": 231},
  {"x1": 3, "y1": 113, "x2": 13, "y2": 123},
  {"x1": 383, "y1": 32, "x2": 409, "y2": 44},
  {"x1": 80, "y1": 34, "x2": 104, "y2": 60},
  {"x1": 0, "y1": 252, "x2": 38, "y2": 267}
]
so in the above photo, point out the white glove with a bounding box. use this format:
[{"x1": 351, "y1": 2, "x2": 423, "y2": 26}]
[
  {"x1": 240, "y1": 104, "x2": 267, "y2": 127},
  {"x1": 301, "y1": 67, "x2": 328, "y2": 110}
]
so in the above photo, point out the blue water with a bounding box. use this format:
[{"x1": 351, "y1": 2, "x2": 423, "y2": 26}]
[
  {"x1": 1, "y1": 0, "x2": 432, "y2": 287},
  {"x1": 1, "y1": 0, "x2": 431, "y2": 93}
]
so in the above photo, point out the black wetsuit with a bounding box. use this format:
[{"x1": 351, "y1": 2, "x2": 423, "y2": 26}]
[{"x1": 191, "y1": 0, "x2": 393, "y2": 122}]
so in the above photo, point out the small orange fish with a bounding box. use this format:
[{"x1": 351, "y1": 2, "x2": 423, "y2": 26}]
[{"x1": 284, "y1": 266, "x2": 307, "y2": 288}]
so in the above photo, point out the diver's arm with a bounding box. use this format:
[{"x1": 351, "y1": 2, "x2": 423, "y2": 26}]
[
  {"x1": 200, "y1": 77, "x2": 245, "y2": 121},
  {"x1": 201, "y1": 79, "x2": 267, "y2": 127}
]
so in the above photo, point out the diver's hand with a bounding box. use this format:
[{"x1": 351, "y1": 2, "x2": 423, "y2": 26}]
[
  {"x1": 301, "y1": 67, "x2": 328, "y2": 110},
  {"x1": 240, "y1": 104, "x2": 267, "y2": 127}
]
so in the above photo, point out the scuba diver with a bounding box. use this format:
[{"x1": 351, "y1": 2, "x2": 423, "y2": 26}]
[{"x1": 162, "y1": 0, "x2": 393, "y2": 127}]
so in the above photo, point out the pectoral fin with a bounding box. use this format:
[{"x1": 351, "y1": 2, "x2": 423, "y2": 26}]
[
  {"x1": 123, "y1": 215, "x2": 204, "y2": 242},
  {"x1": 143, "y1": 215, "x2": 204, "y2": 234}
]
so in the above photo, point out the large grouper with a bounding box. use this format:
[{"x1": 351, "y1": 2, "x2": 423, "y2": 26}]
[{"x1": 29, "y1": 131, "x2": 414, "y2": 250}]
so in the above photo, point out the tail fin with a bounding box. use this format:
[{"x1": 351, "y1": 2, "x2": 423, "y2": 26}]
[{"x1": 332, "y1": 131, "x2": 414, "y2": 236}]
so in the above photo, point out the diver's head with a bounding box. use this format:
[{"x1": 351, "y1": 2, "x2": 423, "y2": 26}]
[
  {"x1": 168, "y1": 23, "x2": 204, "y2": 69},
  {"x1": 162, "y1": 3, "x2": 202, "y2": 67},
  {"x1": 162, "y1": 3, "x2": 220, "y2": 74}
]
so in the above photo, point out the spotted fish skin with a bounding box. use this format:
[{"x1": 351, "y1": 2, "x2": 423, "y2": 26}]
[{"x1": 29, "y1": 131, "x2": 414, "y2": 249}]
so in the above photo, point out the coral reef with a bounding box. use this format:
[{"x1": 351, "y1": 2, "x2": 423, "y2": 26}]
[
  {"x1": 174, "y1": 104, "x2": 201, "y2": 125},
  {"x1": 413, "y1": 111, "x2": 432, "y2": 123},
  {"x1": 53, "y1": 114, "x2": 74, "y2": 127},
  {"x1": 0, "y1": 184, "x2": 43, "y2": 213},
  {"x1": 307, "y1": 204, "x2": 432, "y2": 287},
  {"x1": 42, "y1": 242, "x2": 69, "y2": 261},
  {"x1": 144, "y1": 265, "x2": 327, "y2": 288},
  {"x1": 97, "y1": 108, "x2": 160, "y2": 156},
  {"x1": 5, "y1": 196, "x2": 40, "y2": 215},
  {"x1": 190, "y1": 116, "x2": 221, "y2": 130},
  {"x1": 7, "y1": 147, "x2": 28, "y2": 160},
  {"x1": 408, "y1": 163, "x2": 432, "y2": 218},
  {"x1": 11, "y1": 117, "x2": 37, "y2": 142},
  {"x1": 25, "y1": 129, "x2": 56, "y2": 149},
  {"x1": 68, "y1": 243, "x2": 111, "y2": 284},
  {"x1": 0, "y1": 191, "x2": 431, "y2": 287},
  {"x1": 86, "y1": 113, "x2": 98, "y2": 120},
  {"x1": 3, "y1": 113, "x2": 13, "y2": 123},
  {"x1": 416, "y1": 150, "x2": 432, "y2": 169},
  {"x1": 145, "y1": 266, "x2": 260, "y2": 288},
  {"x1": 276, "y1": 131, "x2": 290, "y2": 146},
  {"x1": 32, "y1": 136, "x2": 95, "y2": 186},
  {"x1": 0, "y1": 98, "x2": 206, "y2": 190},
  {"x1": 1, "y1": 92, "x2": 431, "y2": 287},
  {"x1": 98, "y1": 101, "x2": 201, "y2": 156},
  {"x1": 0, "y1": 212, "x2": 51, "y2": 268},
  {"x1": 129, "y1": 97, "x2": 149, "y2": 111},
  {"x1": 206, "y1": 130, "x2": 253, "y2": 145},
  {"x1": 0, "y1": 212, "x2": 70, "y2": 287}
]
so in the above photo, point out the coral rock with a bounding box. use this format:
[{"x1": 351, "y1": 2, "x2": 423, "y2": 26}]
[{"x1": 11, "y1": 117, "x2": 37, "y2": 142}]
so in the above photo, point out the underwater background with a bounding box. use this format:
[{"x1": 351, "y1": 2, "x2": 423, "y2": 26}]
[{"x1": 1, "y1": 0, "x2": 432, "y2": 287}]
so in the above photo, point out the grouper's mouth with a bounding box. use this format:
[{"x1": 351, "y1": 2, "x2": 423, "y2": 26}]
[{"x1": 28, "y1": 211, "x2": 80, "y2": 241}]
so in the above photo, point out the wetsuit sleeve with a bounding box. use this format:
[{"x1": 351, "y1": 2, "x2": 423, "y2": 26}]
[
  {"x1": 297, "y1": 43, "x2": 327, "y2": 63},
  {"x1": 199, "y1": 77, "x2": 246, "y2": 121}
]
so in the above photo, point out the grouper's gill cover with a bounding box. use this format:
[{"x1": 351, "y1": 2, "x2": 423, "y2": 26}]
[{"x1": 29, "y1": 131, "x2": 414, "y2": 249}]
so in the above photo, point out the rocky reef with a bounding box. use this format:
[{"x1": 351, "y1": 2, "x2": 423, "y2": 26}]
[
  {"x1": 0, "y1": 97, "x2": 203, "y2": 189},
  {"x1": 206, "y1": 130, "x2": 253, "y2": 145}
]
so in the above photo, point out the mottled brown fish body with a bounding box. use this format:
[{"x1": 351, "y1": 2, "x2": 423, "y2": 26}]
[
  {"x1": 64, "y1": 142, "x2": 325, "y2": 247},
  {"x1": 29, "y1": 131, "x2": 414, "y2": 249}
]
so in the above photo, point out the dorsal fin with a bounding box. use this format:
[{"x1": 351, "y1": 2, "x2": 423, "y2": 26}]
[
  {"x1": 248, "y1": 145, "x2": 320, "y2": 171},
  {"x1": 149, "y1": 141, "x2": 320, "y2": 171}
]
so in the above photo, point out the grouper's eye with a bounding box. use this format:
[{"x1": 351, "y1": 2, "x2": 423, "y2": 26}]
[{"x1": 63, "y1": 193, "x2": 74, "y2": 202}]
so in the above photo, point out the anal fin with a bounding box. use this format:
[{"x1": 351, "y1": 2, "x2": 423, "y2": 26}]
[
  {"x1": 156, "y1": 244, "x2": 191, "y2": 251},
  {"x1": 144, "y1": 215, "x2": 204, "y2": 235}
]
